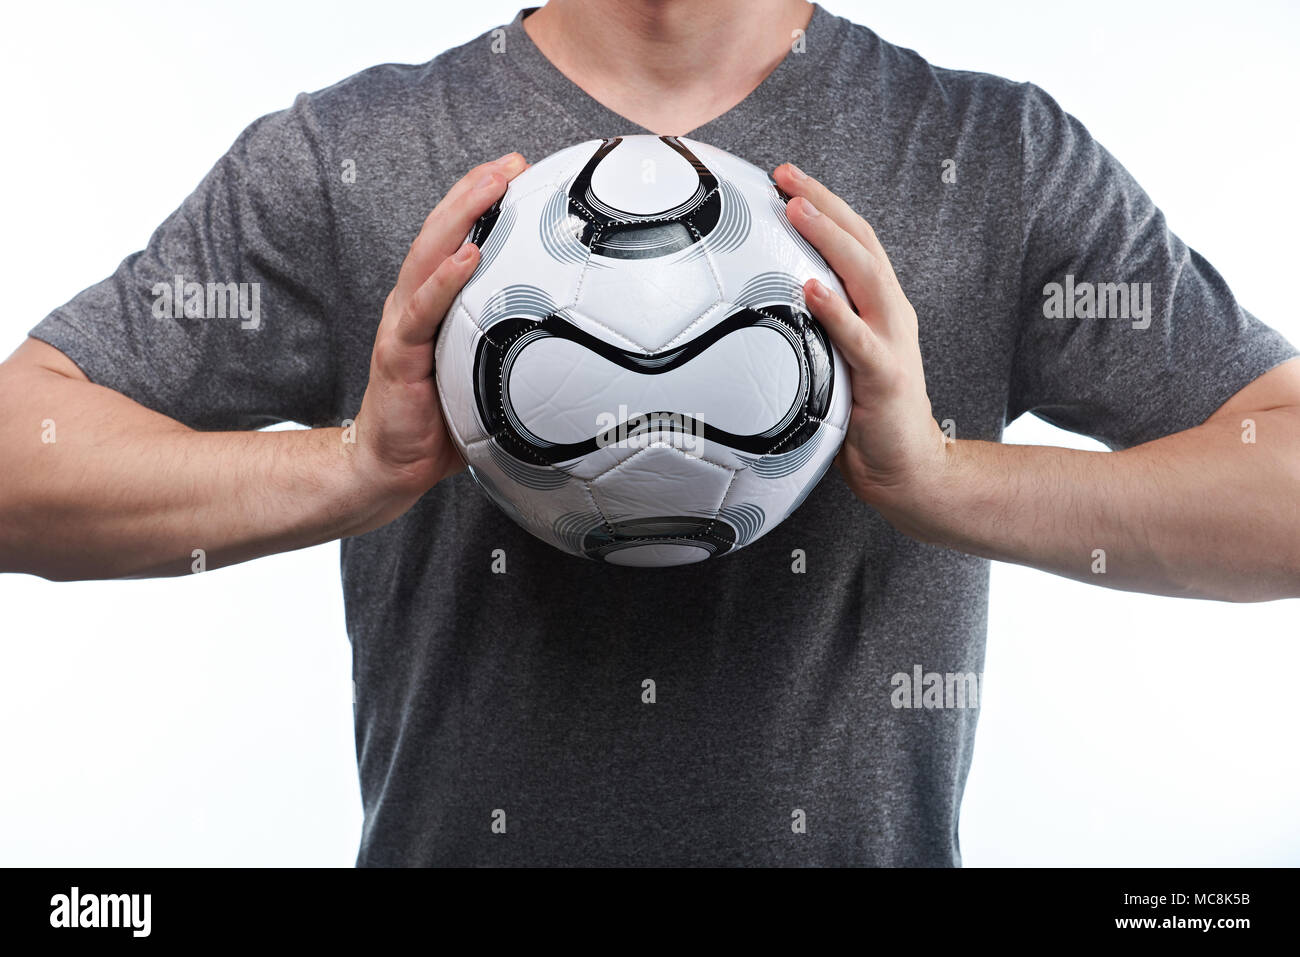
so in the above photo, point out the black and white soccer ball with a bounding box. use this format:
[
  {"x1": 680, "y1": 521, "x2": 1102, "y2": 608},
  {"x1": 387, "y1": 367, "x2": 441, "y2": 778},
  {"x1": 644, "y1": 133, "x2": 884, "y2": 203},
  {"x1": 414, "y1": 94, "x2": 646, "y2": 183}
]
[{"x1": 435, "y1": 134, "x2": 851, "y2": 567}]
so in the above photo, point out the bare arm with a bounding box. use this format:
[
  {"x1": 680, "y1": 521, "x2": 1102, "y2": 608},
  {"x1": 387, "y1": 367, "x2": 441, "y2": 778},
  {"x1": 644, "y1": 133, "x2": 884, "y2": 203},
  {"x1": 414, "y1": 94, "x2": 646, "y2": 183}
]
[
  {"x1": 774, "y1": 162, "x2": 1300, "y2": 603},
  {"x1": 892, "y1": 362, "x2": 1300, "y2": 602},
  {"x1": 0, "y1": 153, "x2": 527, "y2": 582},
  {"x1": 0, "y1": 338, "x2": 367, "y2": 579}
]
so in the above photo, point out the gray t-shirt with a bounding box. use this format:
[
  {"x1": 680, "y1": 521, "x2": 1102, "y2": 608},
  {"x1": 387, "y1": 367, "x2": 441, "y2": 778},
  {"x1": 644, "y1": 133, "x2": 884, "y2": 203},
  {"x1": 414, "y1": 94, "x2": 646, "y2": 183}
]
[{"x1": 31, "y1": 5, "x2": 1296, "y2": 865}]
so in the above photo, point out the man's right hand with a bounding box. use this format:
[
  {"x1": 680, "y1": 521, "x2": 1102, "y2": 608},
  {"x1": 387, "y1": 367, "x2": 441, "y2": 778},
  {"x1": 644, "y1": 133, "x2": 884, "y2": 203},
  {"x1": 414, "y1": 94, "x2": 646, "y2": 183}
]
[{"x1": 346, "y1": 152, "x2": 528, "y2": 534}]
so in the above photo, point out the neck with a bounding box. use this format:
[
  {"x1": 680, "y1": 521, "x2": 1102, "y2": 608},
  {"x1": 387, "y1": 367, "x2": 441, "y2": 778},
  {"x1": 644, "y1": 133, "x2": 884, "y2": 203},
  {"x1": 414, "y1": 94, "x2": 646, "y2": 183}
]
[{"x1": 523, "y1": 0, "x2": 814, "y2": 136}]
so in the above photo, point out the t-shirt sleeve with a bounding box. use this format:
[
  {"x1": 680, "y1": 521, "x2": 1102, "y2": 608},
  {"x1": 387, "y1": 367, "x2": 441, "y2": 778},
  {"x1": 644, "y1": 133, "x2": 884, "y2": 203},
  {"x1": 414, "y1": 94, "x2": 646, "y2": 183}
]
[
  {"x1": 28, "y1": 92, "x2": 344, "y2": 431},
  {"x1": 1007, "y1": 83, "x2": 1297, "y2": 450}
]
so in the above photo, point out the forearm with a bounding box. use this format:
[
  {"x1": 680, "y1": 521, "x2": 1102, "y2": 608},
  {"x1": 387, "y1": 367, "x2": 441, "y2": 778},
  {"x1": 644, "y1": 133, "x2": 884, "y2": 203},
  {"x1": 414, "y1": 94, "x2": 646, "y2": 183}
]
[
  {"x1": 883, "y1": 409, "x2": 1300, "y2": 602},
  {"x1": 0, "y1": 363, "x2": 383, "y2": 581}
]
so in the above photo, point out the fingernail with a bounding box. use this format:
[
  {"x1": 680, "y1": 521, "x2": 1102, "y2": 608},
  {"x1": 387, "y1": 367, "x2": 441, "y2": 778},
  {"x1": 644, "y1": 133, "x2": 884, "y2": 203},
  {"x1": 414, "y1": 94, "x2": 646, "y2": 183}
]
[
  {"x1": 475, "y1": 172, "x2": 500, "y2": 190},
  {"x1": 453, "y1": 243, "x2": 476, "y2": 264},
  {"x1": 806, "y1": 278, "x2": 825, "y2": 298},
  {"x1": 801, "y1": 197, "x2": 821, "y2": 217},
  {"x1": 494, "y1": 152, "x2": 521, "y2": 166},
  {"x1": 787, "y1": 163, "x2": 808, "y2": 180}
]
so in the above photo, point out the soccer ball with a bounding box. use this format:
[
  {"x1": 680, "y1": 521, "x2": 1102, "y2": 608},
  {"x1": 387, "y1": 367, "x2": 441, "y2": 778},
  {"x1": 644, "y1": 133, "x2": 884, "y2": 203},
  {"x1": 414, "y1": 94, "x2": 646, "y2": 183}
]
[{"x1": 434, "y1": 134, "x2": 851, "y2": 567}]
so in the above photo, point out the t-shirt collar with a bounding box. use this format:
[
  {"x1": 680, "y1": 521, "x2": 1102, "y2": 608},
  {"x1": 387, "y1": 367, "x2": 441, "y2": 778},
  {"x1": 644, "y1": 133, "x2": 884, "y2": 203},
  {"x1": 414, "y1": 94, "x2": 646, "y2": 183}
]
[{"x1": 498, "y1": 3, "x2": 847, "y2": 151}]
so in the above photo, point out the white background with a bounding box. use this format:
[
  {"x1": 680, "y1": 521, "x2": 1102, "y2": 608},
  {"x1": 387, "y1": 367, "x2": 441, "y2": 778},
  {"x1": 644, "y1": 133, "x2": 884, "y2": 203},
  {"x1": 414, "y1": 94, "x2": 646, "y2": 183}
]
[{"x1": 1, "y1": 0, "x2": 1296, "y2": 866}]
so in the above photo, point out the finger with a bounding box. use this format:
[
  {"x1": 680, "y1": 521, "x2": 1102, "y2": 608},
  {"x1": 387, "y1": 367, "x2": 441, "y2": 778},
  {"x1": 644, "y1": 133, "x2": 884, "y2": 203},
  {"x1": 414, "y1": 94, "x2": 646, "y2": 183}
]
[
  {"x1": 772, "y1": 162, "x2": 897, "y2": 278},
  {"x1": 431, "y1": 152, "x2": 527, "y2": 223},
  {"x1": 394, "y1": 152, "x2": 527, "y2": 303},
  {"x1": 804, "y1": 276, "x2": 885, "y2": 380},
  {"x1": 394, "y1": 156, "x2": 518, "y2": 302},
  {"x1": 382, "y1": 243, "x2": 480, "y2": 383},
  {"x1": 786, "y1": 196, "x2": 896, "y2": 327}
]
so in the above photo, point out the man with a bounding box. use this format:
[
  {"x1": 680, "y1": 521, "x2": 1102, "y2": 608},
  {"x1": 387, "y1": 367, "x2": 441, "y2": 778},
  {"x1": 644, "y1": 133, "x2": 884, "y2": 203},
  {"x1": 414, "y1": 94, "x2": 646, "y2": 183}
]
[{"x1": 1, "y1": 0, "x2": 1296, "y2": 866}]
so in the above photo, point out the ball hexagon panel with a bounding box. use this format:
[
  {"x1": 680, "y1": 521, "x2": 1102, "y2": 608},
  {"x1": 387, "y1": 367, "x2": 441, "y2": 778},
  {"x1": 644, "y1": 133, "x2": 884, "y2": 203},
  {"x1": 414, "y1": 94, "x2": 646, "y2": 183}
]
[
  {"x1": 572, "y1": 252, "x2": 722, "y2": 353},
  {"x1": 588, "y1": 443, "x2": 736, "y2": 525}
]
